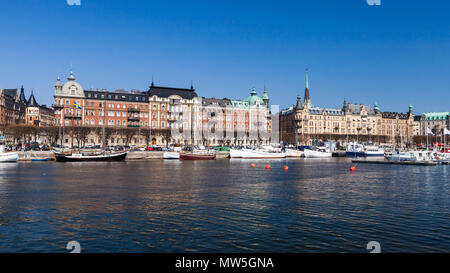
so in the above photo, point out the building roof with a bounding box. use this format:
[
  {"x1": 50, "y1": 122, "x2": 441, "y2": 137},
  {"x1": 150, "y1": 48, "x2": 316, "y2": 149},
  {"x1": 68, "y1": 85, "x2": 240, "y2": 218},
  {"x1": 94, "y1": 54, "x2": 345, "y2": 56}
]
[
  {"x1": 308, "y1": 107, "x2": 344, "y2": 116},
  {"x1": 148, "y1": 85, "x2": 198, "y2": 100},
  {"x1": 27, "y1": 91, "x2": 39, "y2": 107},
  {"x1": 381, "y1": 112, "x2": 410, "y2": 119},
  {"x1": 202, "y1": 97, "x2": 232, "y2": 108},
  {"x1": 423, "y1": 112, "x2": 450, "y2": 120},
  {"x1": 347, "y1": 103, "x2": 377, "y2": 116},
  {"x1": 3, "y1": 88, "x2": 18, "y2": 98},
  {"x1": 85, "y1": 90, "x2": 148, "y2": 102},
  {"x1": 19, "y1": 86, "x2": 26, "y2": 103},
  {"x1": 243, "y1": 88, "x2": 263, "y2": 105}
]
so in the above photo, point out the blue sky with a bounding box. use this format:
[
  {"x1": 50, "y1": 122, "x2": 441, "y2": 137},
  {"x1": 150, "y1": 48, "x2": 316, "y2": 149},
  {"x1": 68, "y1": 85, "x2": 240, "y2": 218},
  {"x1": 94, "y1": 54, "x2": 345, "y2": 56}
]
[{"x1": 0, "y1": 0, "x2": 449, "y2": 114}]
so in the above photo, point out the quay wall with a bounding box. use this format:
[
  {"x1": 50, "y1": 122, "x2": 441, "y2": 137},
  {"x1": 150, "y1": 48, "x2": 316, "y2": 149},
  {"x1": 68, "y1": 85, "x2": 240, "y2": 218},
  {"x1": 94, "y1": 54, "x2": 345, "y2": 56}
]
[{"x1": 17, "y1": 151, "x2": 230, "y2": 161}]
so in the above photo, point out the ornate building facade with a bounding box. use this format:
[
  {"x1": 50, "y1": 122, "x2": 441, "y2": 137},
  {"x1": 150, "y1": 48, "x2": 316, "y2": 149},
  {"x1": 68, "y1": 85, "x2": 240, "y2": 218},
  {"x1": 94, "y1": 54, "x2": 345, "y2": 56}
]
[
  {"x1": 418, "y1": 112, "x2": 450, "y2": 136},
  {"x1": 280, "y1": 71, "x2": 415, "y2": 146},
  {"x1": 53, "y1": 70, "x2": 273, "y2": 147},
  {"x1": 25, "y1": 91, "x2": 56, "y2": 127},
  {"x1": 0, "y1": 86, "x2": 27, "y2": 126}
]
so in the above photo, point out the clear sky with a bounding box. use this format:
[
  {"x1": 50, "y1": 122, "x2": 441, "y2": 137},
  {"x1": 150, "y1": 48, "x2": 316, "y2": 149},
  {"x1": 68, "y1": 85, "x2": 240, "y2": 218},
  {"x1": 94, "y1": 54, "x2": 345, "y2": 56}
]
[{"x1": 0, "y1": 0, "x2": 449, "y2": 114}]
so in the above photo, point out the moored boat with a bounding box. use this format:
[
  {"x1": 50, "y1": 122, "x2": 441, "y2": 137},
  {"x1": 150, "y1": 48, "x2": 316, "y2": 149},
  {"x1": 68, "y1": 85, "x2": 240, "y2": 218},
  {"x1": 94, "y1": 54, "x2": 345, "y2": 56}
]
[
  {"x1": 304, "y1": 147, "x2": 332, "y2": 158},
  {"x1": 285, "y1": 148, "x2": 304, "y2": 157},
  {"x1": 229, "y1": 149, "x2": 243, "y2": 158},
  {"x1": 363, "y1": 145, "x2": 385, "y2": 157},
  {"x1": 345, "y1": 143, "x2": 365, "y2": 157},
  {"x1": 240, "y1": 149, "x2": 286, "y2": 159},
  {"x1": 180, "y1": 153, "x2": 216, "y2": 160},
  {"x1": 163, "y1": 151, "x2": 180, "y2": 159},
  {"x1": 385, "y1": 151, "x2": 416, "y2": 162},
  {"x1": 0, "y1": 145, "x2": 18, "y2": 162},
  {"x1": 54, "y1": 151, "x2": 128, "y2": 162}
]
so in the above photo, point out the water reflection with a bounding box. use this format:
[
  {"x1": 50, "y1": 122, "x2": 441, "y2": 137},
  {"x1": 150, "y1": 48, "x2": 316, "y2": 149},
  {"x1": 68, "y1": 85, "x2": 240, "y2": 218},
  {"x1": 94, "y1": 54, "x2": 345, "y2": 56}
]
[{"x1": 0, "y1": 159, "x2": 448, "y2": 252}]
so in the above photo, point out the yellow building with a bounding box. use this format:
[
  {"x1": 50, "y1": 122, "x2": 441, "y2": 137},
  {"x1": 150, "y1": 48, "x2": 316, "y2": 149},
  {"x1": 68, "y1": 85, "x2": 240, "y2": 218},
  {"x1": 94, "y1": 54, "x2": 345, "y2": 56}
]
[{"x1": 280, "y1": 71, "x2": 414, "y2": 146}]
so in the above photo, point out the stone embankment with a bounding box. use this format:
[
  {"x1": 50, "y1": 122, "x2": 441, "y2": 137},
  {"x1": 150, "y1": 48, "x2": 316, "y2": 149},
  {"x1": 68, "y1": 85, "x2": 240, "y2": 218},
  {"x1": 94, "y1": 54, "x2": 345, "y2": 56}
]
[{"x1": 17, "y1": 151, "x2": 230, "y2": 161}]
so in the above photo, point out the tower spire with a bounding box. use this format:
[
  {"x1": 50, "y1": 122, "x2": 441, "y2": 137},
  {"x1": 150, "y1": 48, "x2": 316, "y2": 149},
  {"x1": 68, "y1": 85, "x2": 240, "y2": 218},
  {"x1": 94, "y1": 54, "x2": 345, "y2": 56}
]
[{"x1": 303, "y1": 68, "x2": 311, "y2": 107}]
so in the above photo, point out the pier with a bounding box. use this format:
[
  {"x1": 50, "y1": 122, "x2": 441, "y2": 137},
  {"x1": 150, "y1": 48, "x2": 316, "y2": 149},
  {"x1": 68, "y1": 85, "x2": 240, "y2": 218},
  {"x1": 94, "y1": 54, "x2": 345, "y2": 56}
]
[{"x1": 352, "y1": 159, "x2": 438, "y2": 166}]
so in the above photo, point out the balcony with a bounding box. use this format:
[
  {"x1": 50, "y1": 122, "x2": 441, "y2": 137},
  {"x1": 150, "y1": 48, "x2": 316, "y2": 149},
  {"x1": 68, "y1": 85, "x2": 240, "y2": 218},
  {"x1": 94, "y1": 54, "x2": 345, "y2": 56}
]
[
  {"x1": 128, "y1": 116, "x2": 140, "y2": 121},
  {"x1": 52, "y1": 104, "x2": 64, "y2": 110},
  {"x1": 64, "y1": 114, "x2": 82, "y2": 119},
  {"x1": 128, "y1": 107, "x2": 140, "y2": 113}
]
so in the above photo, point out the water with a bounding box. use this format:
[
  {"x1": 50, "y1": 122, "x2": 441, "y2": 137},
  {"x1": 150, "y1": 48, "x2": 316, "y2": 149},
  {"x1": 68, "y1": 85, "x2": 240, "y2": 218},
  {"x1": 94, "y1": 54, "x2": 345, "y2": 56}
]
[{"x1": 0, "y1": 158, "x2": 448, "y2": 253}]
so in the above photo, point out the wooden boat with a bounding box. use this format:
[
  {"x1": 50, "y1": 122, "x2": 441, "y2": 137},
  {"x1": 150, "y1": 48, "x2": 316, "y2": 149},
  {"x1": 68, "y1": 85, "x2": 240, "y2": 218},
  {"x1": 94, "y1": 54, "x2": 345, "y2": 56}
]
[
  {"x1": 54, "y1": 151, "x2": 128, "y2": 162},
  {"x1": 180, "y1": 153, "x2": 216, "y2": 160},
  {"x1": 32, "y1": 158, "x2": 52, "y2": 162}
]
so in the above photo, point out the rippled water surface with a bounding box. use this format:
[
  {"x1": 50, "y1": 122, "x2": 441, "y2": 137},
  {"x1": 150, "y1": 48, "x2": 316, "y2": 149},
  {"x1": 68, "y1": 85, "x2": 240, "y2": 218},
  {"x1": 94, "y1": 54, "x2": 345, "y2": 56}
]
[{"x1": 0, "y1": 158, "x2": 448, "y2": 252}]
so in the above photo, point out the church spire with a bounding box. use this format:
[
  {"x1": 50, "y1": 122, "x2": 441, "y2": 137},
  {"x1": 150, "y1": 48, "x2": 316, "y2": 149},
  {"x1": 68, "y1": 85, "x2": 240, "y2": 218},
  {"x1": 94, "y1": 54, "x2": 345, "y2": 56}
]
[
  {"x1": 303, "y1": 69, "x2": 311, "y2": 107},
  {"x1": 19, "y1": 85, "x2": 26, "y2": 103}
]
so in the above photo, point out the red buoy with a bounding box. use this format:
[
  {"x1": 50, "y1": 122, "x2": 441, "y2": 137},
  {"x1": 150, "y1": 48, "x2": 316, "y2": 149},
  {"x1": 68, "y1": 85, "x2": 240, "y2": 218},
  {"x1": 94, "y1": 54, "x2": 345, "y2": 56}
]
[
  {"x1": 350, "y1": 166, "x2": 356, "y2": 172},
  {"x1": 250, "y1": 163, "x2": 256, "y2": 168},
  {"x1": 283, "y1": 166, "x2": 289, "y2": 171},
  {"x1": 265, "y1": 164, "x2": 271, "y2": 170}
]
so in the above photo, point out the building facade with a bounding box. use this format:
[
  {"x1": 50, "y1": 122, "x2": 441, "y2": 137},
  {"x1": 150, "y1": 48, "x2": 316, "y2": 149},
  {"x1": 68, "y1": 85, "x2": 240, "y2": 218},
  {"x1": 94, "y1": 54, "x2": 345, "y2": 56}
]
[
  {"x1": 418, "y1": 112, "x2": 450, "y2": 136},
  {"x1": 280, "y1": 71, "x2": 415, "y2": 146},
  {"x1": 25, "y1": 91, "x2": 56, "y2": 126},
  {"x1": 53, "y1": 70, "x2": 273, "y2": 147},
  {"x1": 0, "y1": 86, "x2": 27, "y2": 126}
]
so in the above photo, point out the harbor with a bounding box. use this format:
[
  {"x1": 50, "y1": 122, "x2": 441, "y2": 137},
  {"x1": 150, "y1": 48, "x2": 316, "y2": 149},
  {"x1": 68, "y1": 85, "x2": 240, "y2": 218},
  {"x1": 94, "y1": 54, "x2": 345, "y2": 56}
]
[{"x1": 0, "y1": 158, "x2": 448, "y2": 252}]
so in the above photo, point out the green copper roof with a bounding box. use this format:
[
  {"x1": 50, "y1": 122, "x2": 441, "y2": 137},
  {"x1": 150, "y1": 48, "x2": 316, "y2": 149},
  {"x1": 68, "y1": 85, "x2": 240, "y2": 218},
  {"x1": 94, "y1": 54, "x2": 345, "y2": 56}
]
[
  {"x1": 305, "y1": 69, "x2": 309, "y2": 89},
  {"x1": 374, "y1": 102, "x2": 379, "y2": 111},
  {"x1": 243, "y1": 88, "x2": 263, "y2": 105},
  {"x1": 424, "y1": 112, "x2": 450, "y2": 120}
]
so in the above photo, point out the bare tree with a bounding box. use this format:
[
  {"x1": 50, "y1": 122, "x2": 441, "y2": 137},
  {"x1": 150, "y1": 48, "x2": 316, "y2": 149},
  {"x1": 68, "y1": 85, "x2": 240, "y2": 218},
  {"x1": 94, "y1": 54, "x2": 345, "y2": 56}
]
[
  {"x1": 118, "y1": 128, "x2": 138, "y2": 146},
  {"x1": 73, "y1": 126, "x2": 92, "y2": 148},
  {"x1": 140, "y1": 128, "x2": 152, "y2": 147}
]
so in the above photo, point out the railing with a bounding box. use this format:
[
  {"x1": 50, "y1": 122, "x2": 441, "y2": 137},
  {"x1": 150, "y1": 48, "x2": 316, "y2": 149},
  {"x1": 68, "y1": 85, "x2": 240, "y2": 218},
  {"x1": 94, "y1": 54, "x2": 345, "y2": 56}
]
[
  {"x1": 52, "y1": 104, "x2": 64, "y2": 109},
  {"x1": 64, "y1": 114, "x2": 82, "y2": 119},
  {"x1": 128, "y1": 116, "x2": 140, "y2": 121},
  {"x1": 128, "y1": 107, "x2": 140, "y2": 112}
]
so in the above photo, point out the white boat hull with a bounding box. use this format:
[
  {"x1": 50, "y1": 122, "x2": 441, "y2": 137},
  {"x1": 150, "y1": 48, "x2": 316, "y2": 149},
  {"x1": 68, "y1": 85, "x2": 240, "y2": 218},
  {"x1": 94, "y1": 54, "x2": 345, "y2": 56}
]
[
  {"x1": 163, "y1": 152, "x2": 180, "y2": 159},
  {"x1": 0, "y1": 152, "x2": 19, "y2": 162},
  {"x1": 285, "y1": 149, "x2": 304, "y2": 157},
  {"x1": 229, "y1": 149, "x2": 243, "y2": 158},
  {"x1": 304, "y1": 149, "x2": 332, "y2": 158},
  {"x1": 240, "y1": 149, "x2": 286, "y2": 159}
]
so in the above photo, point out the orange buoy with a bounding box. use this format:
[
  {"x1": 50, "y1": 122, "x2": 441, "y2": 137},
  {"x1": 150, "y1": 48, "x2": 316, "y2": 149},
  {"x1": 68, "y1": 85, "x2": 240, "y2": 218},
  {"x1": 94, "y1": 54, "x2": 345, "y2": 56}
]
[
  {"x1": 350, "y1": 166, "x2": 356, "y2": 172},
  {"x1": 283, "y1": 166, "x2": 289, "y2": 171},
  {"x1": 265, "y1": 164, "x2": 271, "y2": 170},
  {"x1": 250, "y1": 163, "x2": 256, "y2": 168}
]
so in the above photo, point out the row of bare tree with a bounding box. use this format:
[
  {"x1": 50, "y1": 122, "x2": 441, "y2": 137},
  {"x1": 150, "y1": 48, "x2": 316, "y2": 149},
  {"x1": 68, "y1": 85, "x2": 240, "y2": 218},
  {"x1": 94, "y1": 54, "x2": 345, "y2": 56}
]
[{"x1": 0, "y1": 125, "x2": 171, "y2": 147}]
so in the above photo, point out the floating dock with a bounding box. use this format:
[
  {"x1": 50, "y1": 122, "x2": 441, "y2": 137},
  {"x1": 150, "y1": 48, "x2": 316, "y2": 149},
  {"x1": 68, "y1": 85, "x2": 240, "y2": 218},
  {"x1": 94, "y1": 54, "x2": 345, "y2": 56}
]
[{"x1": 352, "y1": 159, "x2": 438, "y2": 166}]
